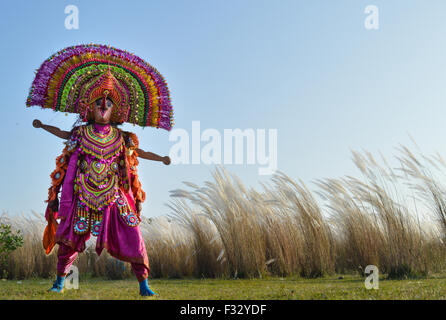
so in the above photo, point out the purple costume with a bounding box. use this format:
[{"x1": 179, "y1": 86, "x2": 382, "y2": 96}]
[
  {"x1": 54, "y1": 123, "x2": 149, "y2": 281},
  {"x1": 25, "y1": 44, "x2": 174, "y2": 294}
]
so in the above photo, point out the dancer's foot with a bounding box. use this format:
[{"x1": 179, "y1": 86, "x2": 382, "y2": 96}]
[
  {"x1": 48, "y1": 275, "x2": 65, "y2": 293},
  {"x1": 139, "y1": 279, "x2": 158, "y2": 296}
]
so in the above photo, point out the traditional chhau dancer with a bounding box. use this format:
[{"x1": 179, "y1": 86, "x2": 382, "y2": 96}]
[{"x1": 26, "y1": 44, "x2": 174, "y2": 296}]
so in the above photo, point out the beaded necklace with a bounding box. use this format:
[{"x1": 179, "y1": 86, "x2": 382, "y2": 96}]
[
  {"x1": 73, "y1": 124, "x2": 127, "y2": 235},
  {"x1": 79, "y1": 124, "x2": 124, "y2": 161}
]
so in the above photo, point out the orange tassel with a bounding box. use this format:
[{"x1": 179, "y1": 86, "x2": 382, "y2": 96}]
[
  {"x1": 125, "y1": 132, "x2": 146, "y2": 203},
  {"x1": 42, "y1": 146, "x2": 70, "y2": 254},
  {"x1": 42, "y1": 207, "x2": 59, "y2": 255}
]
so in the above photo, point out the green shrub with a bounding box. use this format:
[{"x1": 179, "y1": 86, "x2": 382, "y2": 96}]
[{"x1": 0, "y1": 223, "x2": 24, "y2": 278}]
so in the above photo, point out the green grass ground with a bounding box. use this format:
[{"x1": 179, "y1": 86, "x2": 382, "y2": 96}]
[{"x1": 1, "y1": 274, "x2": 445, "y2": 300}]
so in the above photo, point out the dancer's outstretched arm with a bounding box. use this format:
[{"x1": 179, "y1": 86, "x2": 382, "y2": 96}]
[
  {"x1": 136, "y1": 148, "x2": 171, "y2": 165},
  {"x1": 32, "y1": 119, "x2": 71, "y2": 140}
]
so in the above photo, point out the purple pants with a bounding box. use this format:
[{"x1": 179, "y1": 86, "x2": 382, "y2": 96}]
[
  {"x1": 57, "y1": 243, "x2": 149, "y2": 282},
  {"x1": 55, "y1": 201, "x2": 150, "y2": 282}
]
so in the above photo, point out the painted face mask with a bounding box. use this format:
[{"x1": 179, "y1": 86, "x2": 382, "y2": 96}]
[{"x1": 94, "y1": 97, "x2": 113, "y2": 118}]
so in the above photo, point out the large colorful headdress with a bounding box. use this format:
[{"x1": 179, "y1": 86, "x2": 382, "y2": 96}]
[{"x1": 26, "y1": 44, "x2": 174, "y2": 130}]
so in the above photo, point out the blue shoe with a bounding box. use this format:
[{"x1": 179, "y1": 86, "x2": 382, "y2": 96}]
[
  {"x1": 49, "y1": 275, "x2": 65, "y2": 293},
  {"x1": 139, "y1": 279, "x2": 158, "y2": 296}
]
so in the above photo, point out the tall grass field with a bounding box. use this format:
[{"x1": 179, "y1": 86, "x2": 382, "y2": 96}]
[{"x1": 1, "y1": 145, "x2": 446, "y2": 299}]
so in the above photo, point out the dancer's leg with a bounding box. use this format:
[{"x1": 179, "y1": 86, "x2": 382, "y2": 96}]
[
  {"x1": 98, "y1": 203, "x2": 154, "y2": 296},
  {"x1": 131, "y1": 262, "x2": 157, "y2": 296},
  {"x1": 49, "y1": 243, "x2": 78, "y2": 292},
  {"x1": 130, "y1": 262, "x2": 148, "y2": 282},
  {"x1": 57, "y1": 243, "x2": 78, "y2": 276}
]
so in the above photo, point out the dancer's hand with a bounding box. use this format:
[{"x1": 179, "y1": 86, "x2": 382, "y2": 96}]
[
  {"x1": 33, "y1": 119, "x2": 42, "y2": 128},
  {"x1": 136, "y1": 201, "x2": 142, "y2": 214},
  {"x1": 32, "y1": 120, "x2": 71, "y2": 139},
  {"x1": 162, "y1": 156, "x2": 171, "y2": 165},
  {"x1": 49, "y1": 198, "x2": 59, "y2": 212},
  {"x1": 136, "y1": 149, "x2": 171, "y2": 165}
]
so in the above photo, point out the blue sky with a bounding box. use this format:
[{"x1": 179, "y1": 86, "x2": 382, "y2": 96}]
[{"x1": 1, "y1": 0, "x2": 446, "y2": 218}]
